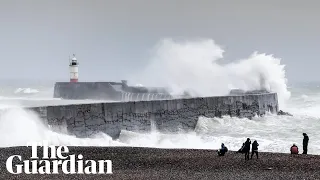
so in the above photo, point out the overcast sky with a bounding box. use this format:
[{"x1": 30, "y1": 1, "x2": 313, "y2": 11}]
[{"x1": 0, "y1": 0, "x2": 318, "y2": 83}]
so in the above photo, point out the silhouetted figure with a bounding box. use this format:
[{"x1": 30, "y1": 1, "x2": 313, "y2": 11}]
[
  {"x1": 251, "y1": 140, "x2": 259, "y2": 159},
  {"x1": 290, "y1": 143, "x2": 299, "y2": 154},
  {"x1": 303, "y1": 133, "x2": 309, "y2": 154},
  {"x1": 244, "y1": 138, "x2": 251, "y2": 160},
  {"x1": 217, "y1": 143, "x2": 228, "y2": 156},
  {"x1": 237, "y1": 143, "x2": 245, "y2": 153}
]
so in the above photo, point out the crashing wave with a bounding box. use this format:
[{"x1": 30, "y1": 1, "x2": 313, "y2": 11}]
[{"x1": 14, "y1": 88, "x2": 39, "y2": 94}]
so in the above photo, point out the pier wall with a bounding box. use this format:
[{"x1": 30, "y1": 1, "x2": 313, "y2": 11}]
[
  {"x1": 53, "y1": 82, "x2": 121, "y2": 100},
  {"x1": 53, "y1": 82, "x2": 173, "y2": 101},
  {"x1": 32, "y1": 93, "x2": 278, "y2": 139}
]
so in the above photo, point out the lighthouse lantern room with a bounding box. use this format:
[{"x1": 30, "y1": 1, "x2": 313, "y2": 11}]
[{"x1": 69, "y1": 54, "x2": 79, "y2": 82}]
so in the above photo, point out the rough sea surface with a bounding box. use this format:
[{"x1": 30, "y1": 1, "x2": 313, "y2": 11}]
[{"x1": 0, "y1": 81, "x2": 319, "y2": 155}]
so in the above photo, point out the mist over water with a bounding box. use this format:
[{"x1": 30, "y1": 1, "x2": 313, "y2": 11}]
[{"x1": 0, "y1": 39, "x2": 319, "y2": 155}]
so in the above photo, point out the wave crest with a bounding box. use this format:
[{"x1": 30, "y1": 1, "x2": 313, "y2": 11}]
[
  {"x1": 14, "y1": 88, "x2": 39, "y2": 94},
  {"x1": 133, "y1": 38, "x2": 290, "y2": 108}
]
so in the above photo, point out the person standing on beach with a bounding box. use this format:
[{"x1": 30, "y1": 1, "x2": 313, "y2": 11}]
[
  {"x1": 251, "y1": 140, "x2": 259, "y2": 159},
  {"x1": 237, "y1": 143, "x2": 245, "y2": 153},
  {"x1": 302, "y1": 133, "x2": 309, "y2": 154},
  {"x1": 244, "y1": 138, "x2": 251, "y2": 160}
]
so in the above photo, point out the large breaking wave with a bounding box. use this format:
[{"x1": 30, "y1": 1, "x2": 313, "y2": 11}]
[
  {"x1": 1, "y1": 39, "x2": 318, "y2": 154},
  {"x1": 132, "y1": 38, "x2": 290, "y2": 108}
]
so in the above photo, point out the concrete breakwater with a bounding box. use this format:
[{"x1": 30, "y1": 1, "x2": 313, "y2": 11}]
[
  {"x1": 29, "y1": 92, "x2": 278, "y2": 139},
  {"x1": 53, "y1": 81, "x2": 175, "y2": 101}
]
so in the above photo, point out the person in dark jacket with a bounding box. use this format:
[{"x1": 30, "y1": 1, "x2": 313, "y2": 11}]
[
  {"x1": 251, "y1": 140, "x2": 259, "y2": 159},
  {"x1": 244, "y1": 138, "x2": 251, "y2": 160},
  {"x1": 237, "y1": 143, "x2": 245, "y2": 153},
  {"x1": 303, "y1": 133, "x2": 309, "y2": 154},
  {"x1": 217, "y1": 143, "x2": 228, "y2": 156}
]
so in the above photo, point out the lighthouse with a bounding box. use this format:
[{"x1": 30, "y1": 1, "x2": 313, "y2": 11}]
[{"x1": 69, "y1": 54, "x2": 79, "y2": 82}]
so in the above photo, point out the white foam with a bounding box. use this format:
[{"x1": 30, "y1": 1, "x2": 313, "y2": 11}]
[
  {"x1": 0, "y1": 107, "x2": 318, "y2": 154},
  {"x1": 0, "y1": 108, "x2": 121, "y2": 147},
  {"x1": 14, "y1": 88, "x2": 39, "y2": 94},
  {"x1": 132, "y1": 38, "x2": 290, "y2": 109},
  {"x1": 116, "y1": 113, "x2": 320, "y2": 155}
]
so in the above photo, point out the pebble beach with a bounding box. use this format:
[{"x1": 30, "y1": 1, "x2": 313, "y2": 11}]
[{"x1": 0, "y1": 146, "x2": 319, "y2": 180}]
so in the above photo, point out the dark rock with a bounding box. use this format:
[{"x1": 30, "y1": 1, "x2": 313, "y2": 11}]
[{"x1": 277, "y1": 110, "x2": 293, "y2": 116}]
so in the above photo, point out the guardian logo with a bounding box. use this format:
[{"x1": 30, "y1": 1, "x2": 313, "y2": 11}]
[{"x1": 6, "y1": 141, "x2": 113, "y2": 174}]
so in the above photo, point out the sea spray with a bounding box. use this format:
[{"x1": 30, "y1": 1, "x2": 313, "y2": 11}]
[
  {"x1": 0, "y1": 108, "x2": 122, "y2": 147},
  {"x1": 0, "y1": 105, "x2": 319, "y2": 154},
  {"x1": 131, "y1": 38, "x2": 290, "y2": 109}
]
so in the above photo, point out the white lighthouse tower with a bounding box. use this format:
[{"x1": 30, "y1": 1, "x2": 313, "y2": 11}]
[{"x1": 69, "y1": 54, "x2": 79, "y2": 82}]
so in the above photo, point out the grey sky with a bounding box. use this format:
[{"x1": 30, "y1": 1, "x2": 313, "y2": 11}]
[{"x1": 0, "y1": 0, "x2": 318, "y2": 83}]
